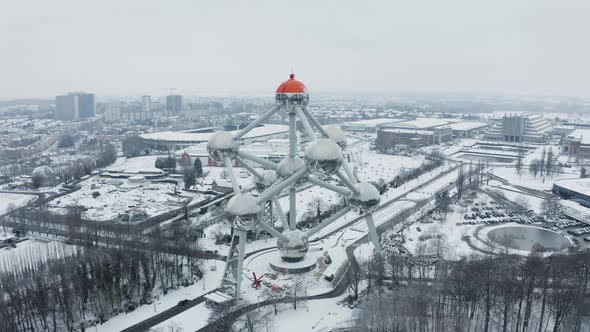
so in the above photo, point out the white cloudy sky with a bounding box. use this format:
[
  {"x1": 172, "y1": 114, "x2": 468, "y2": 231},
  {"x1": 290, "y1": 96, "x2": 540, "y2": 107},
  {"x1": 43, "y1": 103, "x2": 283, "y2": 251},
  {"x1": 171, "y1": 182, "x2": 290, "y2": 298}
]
[{"x1": 1, "y1": 0, "x2": 589, "y2": 99}]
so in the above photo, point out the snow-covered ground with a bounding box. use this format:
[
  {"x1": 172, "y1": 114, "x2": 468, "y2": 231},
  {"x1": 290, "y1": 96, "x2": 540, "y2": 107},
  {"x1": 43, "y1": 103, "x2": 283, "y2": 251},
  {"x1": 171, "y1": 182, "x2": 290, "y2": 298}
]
[
  {"x1": 0, "y1": 238, "x2": 82, "y2": 273},
  {"x1": 403, "y1": 211, "x2": 479, "y2": 259},
  {"x1": 486, "y1": 182, "x2": 546, "y2": 213},
  {"x1": 106, "y1": 156, "x2": 163, "y2": 174},
  {"x1": 354, "y1": 150, "x2": 425, "y2": 183},
  {"x1": 99, "y1": 259, "x2": 224, "y2": 332},
  {"x1": 48, "y1": 176, "x2": 198, "y2": 221},
  {"x1": 491, "y1": 166, "x2": 579, "y2": 191},
  {"x1": 0, "y1": 192, "x2": 34, "y2": 215},
  {"x1": 267, "y1": 294, "x2": 354, "y2": 332},
  {"x1": 200, "y1": 166, "x2": 256, "y2": 190}
]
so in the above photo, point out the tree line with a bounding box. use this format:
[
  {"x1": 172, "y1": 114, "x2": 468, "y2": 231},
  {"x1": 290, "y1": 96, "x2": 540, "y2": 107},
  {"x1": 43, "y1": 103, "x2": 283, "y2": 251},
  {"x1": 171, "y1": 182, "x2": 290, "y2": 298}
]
[
  {"x1": 351, "y1": 248, "x2": 590, "y2": 332},
  {"x1": 0, "y1": 240, "x2": 203, "y2": 332}
]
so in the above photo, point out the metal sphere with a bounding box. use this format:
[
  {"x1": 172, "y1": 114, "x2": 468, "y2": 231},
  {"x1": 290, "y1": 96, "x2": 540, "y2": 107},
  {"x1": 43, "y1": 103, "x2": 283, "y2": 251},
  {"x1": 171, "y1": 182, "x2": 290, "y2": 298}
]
[
  {"x1": 349, "y1": 182, "x2": 381, "y2": 215},
  {"x1": 256, "y1": 169, "x2": 278, "y2": 189},
  {"x1": 276, "y1": 157, "x2": 307, "y2": 186},
  {"x1": 304, "y1": 138, "x2": 343, "y2": 180},
  {"x1": 226, "y1": 193, "x2": 260, "y2": 230},
  {"x1": 207, "y1": 131, "x2": 239, "y2": 162},
  {"x1": 277, "y1": 229, "x2": 309, "y2": 262},
  {"x1": 325, "y1": 125, "x2": 347, "y2": 149}
]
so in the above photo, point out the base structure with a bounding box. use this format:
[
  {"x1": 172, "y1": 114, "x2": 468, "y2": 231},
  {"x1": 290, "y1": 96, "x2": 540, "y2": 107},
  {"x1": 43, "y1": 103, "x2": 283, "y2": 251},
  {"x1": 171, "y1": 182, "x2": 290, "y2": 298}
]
[
  {"x1": 219, "y1": 229, "x2": 247, "y2": 298},
  {"x1": 269, "y1": 253, "x2": 317, "y2": 274}
]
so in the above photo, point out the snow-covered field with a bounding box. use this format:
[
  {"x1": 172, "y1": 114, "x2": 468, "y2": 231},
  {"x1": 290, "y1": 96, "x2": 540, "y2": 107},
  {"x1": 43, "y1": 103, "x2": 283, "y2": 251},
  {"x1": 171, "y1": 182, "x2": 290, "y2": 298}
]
[
  {"x1": 487, "y1": 182, "x2": 546, "y2": 213},
  {"x1": 106, "y1": 156, "x2": 163, "y2": 174},
  {"x1": 0, "y1": 192, "x2": 34, "y2": 216},
  {"x1": 268, "y1": 294, "x2": 354, "y2": 332},
  {"x1": 492, "y1": 166, "x2": 579, "y2": 191},
  {"x1": 48, "y1": 177, "x2": 194, "y2": 221},
  {"x1": 403, "y1": 211, "x2": 478, "y2": 259},
  {"x1": 0, "y1": 239, "x2": 82, "y2": 273},
  {"x1": 100, "y1": 259, "x2": 224, "y2": 332},
  {"x1": 354, "y1": 150, "x2": 425, "y2": 183}
]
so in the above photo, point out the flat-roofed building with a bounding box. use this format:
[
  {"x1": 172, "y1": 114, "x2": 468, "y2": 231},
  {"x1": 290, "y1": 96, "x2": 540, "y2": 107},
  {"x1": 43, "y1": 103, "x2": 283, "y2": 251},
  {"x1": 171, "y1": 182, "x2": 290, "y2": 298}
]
[
  {"x1": 562, "y1": 129, "x2": 590, "y2": 159},
  {"x1": 341, "y1": 118, "x2": 404, "y2": 133},
  {"x1": 447, "y1": 121, "x2": 490, "y2": 138},
  {"x1": 376, "y1": 117, "x2": 453, "y2": 150}
]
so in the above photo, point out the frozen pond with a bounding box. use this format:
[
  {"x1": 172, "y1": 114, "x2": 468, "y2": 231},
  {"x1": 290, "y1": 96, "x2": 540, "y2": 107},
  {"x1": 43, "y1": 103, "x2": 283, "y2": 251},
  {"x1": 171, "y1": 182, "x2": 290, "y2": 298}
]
[{"x1": 488, "y1": 225, "x2": 571, "y2": 251}]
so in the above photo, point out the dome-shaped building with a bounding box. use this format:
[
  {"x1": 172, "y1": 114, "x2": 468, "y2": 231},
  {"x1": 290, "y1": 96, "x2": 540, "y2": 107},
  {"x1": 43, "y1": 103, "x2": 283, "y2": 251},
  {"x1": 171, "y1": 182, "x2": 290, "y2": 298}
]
[{"x1": 31, "y1": 166, "x2": 56, "y2": 187}]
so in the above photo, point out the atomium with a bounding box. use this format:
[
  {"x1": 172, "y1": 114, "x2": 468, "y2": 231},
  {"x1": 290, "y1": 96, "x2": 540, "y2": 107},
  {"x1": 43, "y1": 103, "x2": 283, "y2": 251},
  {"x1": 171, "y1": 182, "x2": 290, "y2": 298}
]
[
  {"x1": 211, "y1": 73, "x2": 383, "y2": 301},
  {"x1": 207, "y1": 131, "x2": 239, "y2": 162}
]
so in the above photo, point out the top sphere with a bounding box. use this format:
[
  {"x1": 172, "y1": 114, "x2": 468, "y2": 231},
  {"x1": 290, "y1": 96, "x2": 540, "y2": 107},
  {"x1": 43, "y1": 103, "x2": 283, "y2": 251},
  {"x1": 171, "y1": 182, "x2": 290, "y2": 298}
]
[
  {"x1": 275, "y1": 74, "x2": 309, "y2": 105},
  {"x1": 207, "y1": 131, "x2": 239, "y2": 162}
]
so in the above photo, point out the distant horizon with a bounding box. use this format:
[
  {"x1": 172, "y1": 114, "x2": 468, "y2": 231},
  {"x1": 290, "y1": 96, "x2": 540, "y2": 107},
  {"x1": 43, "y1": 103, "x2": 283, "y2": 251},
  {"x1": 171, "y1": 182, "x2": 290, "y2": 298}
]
[
  {"x1": 2, "y1": 1, "x2": 590, "y2": 100},
  {"x1": 2, "y1": 88, "x2": 589, "y2": 104}
]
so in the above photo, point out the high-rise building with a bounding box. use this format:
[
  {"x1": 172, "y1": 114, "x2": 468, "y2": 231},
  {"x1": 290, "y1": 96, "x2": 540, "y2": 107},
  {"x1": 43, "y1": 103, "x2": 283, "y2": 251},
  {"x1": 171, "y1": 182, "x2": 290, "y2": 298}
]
[
  {"x1": 55, "y1": 92, "x2": 95, "y2": 121},
  {"x1": 55, "y1": 94, "x2": 79, "y2": 120},
  {"x1": 77, "y1": 93, "x2": 95, "y2": 118},
  {"x1": 166, "y1": 95, "x2": 182, "y2": 112},
  {"x1": 104, "y1": 103, "x2": 121, "y2": 123},
  {"x1": 142, "y1": 95, "x2": 151, "y2": 112}
]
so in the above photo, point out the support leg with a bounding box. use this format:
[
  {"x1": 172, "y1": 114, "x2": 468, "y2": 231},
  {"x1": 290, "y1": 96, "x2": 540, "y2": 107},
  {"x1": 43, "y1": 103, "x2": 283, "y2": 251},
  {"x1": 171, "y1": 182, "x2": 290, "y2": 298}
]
[
  {"x1": 220, "y1": 228, "x2": 248, "y2": 299},
  {"x1": 289, "y1": 187, "x2": 296, "y2": 230},
  {"x1": 364, "y1": 214, "x2": 382, "y2": 256}
]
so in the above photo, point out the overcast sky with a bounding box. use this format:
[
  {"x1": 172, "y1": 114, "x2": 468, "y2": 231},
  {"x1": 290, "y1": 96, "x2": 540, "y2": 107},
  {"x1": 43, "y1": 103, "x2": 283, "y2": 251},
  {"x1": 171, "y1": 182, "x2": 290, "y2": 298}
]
[{"x1": 1, "y1": 0, "x2": 589, "y2": 100}]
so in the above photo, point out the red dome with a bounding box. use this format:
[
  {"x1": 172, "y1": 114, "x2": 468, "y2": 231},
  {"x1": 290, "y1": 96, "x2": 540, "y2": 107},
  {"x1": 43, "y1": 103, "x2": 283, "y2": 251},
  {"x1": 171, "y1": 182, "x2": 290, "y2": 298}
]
[{"x1": 276, "y1": 74, "x2": 307, "y2": 94}]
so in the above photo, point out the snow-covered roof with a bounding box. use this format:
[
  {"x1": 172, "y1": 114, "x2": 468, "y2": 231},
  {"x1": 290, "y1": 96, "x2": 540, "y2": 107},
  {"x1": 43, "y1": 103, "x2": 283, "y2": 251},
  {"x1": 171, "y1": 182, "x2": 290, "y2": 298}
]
[
  {"x1": 447, "y1": 121, "x2": 490, "y2": 131},
  {"x1": 106, "y1": 156, "x2": 164, "y2": 174},
  {"x1": 204, "y1": 291, "x2": 233, "y2": 304},
  {"x1": 379, "y1": 128, "x2": 437, "y2": 135},
  {"x1": 385, "y1": 118, "x2": 450, "y2": 129},
  {"x1": 561, "y1": 200, "x2": 590, "y2": 223},
  {"x1": 343, "y1": 118, "x2": 404, "y2": 128},
  {"x1": 555, "y1": 178, "x2": 590, "y2": 196},
  {"x1": 567, "y1": 129, "x2": 590, "y2": 145}
]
